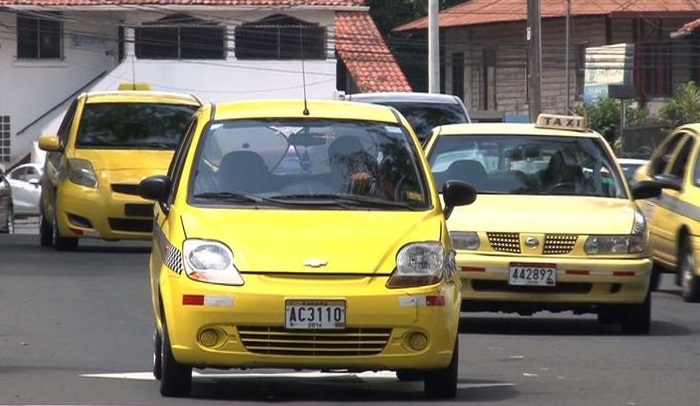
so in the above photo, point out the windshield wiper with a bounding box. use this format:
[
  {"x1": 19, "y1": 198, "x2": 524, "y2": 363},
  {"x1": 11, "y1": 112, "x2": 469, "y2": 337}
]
[
  {"x1": 268, "y1": 193, "x2": 421, "y2": 210},
  {"x1": 193, "y1": 192, "x2": 266, "y2": 204}
]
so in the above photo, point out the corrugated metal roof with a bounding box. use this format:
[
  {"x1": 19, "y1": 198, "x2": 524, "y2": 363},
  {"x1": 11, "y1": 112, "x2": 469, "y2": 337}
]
[
  {"x1": 0, "y1": 0, "x2": 365, "y2": 7},
  {"x1": 395, "y1": 0, "x2": 700, "y2": 31},
  {"x1": 335, "y1": 11, "x2": 411, "y2": 92}
]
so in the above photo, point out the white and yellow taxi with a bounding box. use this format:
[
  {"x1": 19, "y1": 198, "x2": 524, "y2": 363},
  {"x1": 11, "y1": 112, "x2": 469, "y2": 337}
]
[
  {"x1": 138, "y1": 99, "x2": 476, "y2": 398},
  {"x1": 38, "y1": 84, "x2": 202, "y2": 250},
  {"x1": 634, "y1": 123, "x2": 700, "y2": 302},
  {"x1": 423, "y1": 114, "x2": 661, "y2": 334}
]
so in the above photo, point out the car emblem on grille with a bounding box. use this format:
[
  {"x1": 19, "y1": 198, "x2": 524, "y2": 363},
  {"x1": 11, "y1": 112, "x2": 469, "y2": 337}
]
[
  {"x1": 303, "y1": 259, "x2": 328, "y2": 268},
  {"x1": 524, "y1": 236, "x2": 540, "y2": 249}
]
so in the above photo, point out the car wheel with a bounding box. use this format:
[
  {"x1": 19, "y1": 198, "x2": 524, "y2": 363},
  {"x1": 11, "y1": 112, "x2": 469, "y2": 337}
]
[
  {"x1": 620, "y1": 291, "x2": 651, "y2": 335},
  {"x1": 396, "y1": 369, "x2": 424, "y2": 382},
  {"x1": 52, "y1": 214, "x2": 78, "y2": 251},
  {"x1": 160, "y1": 324, "x2": 192, "y2": 397},
  {"x1": 423, "y1": 338, "x2": 458, "y2": 399},
  {"x1": 153, "y1": 326, "x2": 162, "y2": 380},
  {"x1": 678, "y1": 236, "x2": 700, "y2": 303},
  {"x1": 39, "y1": 213, "x2": 53, "y2": 247},
  {"x1": 649, "y1": 262, "x2": 663, "y2": 291}
]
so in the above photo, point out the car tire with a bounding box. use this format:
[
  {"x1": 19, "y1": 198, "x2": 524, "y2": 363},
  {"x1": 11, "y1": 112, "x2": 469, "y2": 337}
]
[
  {"x1": 52, "y1": 215, "x2": 78, "y2": 251},
  {"x1": 160, "y1": 324, "x2": 192, "y2": 397},
  {"x1": 153, "y1": 326, "x2": 162, "y2": 380},
  {"x1": 678, "y1": 236, "x2": 700, "y2": 303},
  {"x1": 396, "y1": 369, "x2": 424, "y2": 382},
  {"x1": 620, "y1": 291, "x2": 651, "y2": 335},
  {"x1": 423, "y1": 338, "x2": 458, "y2": 399},
  {"x1": 649, "y1": 263, "x2": 663, "y2": 291},
  {"x1": 39, "y1": 213, "x2": 53, "y2": 247}
]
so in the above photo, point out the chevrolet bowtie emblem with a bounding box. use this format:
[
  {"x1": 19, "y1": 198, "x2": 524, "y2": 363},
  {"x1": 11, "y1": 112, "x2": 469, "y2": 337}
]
[
  {"x1": 524, "y1": 236, "x2": 540, "y2": 249},
  {"x1": 303, "y1": 259, "x2": 328, "y2": 268}
]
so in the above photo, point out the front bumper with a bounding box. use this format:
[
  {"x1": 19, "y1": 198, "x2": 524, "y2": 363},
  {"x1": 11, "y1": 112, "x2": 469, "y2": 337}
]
[
  {"x1": 56, "y1": 181, "x2": 153, "y2": 240},
  {"x1": 456, "y1": 252, "x2": 652, "y2": 310},
  {"x1": 158, "y1": 272, "x2": 460, "y2": 371}
]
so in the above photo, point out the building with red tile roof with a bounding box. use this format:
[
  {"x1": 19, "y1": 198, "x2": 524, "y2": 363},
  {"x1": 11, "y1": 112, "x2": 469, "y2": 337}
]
[{"x1": 672, "y1": 17, "x2": 700, "y2": 38}]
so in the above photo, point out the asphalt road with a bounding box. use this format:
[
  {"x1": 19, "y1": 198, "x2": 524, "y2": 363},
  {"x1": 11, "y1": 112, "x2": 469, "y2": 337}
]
[{"x1": 1, "y1": 230, "x2": 699, "y2": 405}]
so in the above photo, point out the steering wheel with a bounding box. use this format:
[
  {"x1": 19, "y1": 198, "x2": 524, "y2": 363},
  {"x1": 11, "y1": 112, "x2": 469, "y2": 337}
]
[{"x1": 545, "y1": 181, "x2": 576, "y2": 193}]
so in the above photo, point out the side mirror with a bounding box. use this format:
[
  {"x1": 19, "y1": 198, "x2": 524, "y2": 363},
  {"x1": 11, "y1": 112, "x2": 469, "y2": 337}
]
[
  {"x1": 631, "y1": 180, "x2": 662, "y2": 200},
  {"x1": 38, "y1": 135, "x2": 61, "y2": 152},
  {"x1": 442, "y1": 180, "x2": 477, "y2": 219},
  {"x1": 652, "y1": 174, "x2": 682, "y2": 192},
  {"x1": 138, "y1": 175, "x2": 171, "y2": 202}
]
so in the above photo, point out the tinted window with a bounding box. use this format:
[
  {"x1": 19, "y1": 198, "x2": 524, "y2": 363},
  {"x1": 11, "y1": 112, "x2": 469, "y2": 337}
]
[{"x1": 371, "y1": 102, "x2": 467, "y2": 141}]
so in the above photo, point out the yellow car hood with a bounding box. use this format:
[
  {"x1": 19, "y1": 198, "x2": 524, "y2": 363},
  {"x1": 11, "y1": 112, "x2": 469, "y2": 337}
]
[
  {"x1": 180, "y1": 210, "x2": 442, "y2": 275},
  {"x1": 73, "y1": 149, "x2": 174, "y2": 172},
  {"x1": 447, "y1": 195, "x2": 637, "y2": 234}
]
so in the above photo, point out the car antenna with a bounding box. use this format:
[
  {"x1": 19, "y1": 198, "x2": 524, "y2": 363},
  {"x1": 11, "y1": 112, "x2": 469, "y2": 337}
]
[{"x1": 300, "y1": 24, "x2": 310, "y2": 116}]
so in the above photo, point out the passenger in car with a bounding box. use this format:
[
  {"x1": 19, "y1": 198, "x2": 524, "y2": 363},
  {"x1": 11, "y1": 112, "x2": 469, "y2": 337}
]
[{"x1": 327, "y1": 135, "x2": 377, "y2": 195}]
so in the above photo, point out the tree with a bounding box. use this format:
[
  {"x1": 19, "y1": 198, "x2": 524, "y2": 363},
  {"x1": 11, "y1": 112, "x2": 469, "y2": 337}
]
[{"x1": 657, "y1": 81, "x2": 700, "y2": 129}]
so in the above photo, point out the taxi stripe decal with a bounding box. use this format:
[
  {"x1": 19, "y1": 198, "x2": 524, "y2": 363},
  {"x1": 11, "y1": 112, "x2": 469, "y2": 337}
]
[
  {"x1": 653, "y1": 194, "x2": 700, "y2": 223},
  {"x1": 154, "y1": 225, "x2": 184, "y2": 274}
]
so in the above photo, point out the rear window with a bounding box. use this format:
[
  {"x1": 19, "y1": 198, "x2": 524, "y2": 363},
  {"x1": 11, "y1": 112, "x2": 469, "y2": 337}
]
[
  {"x1": 365, "y1": 102, "x2": 468, "y2": 142},
  {"x1": 76, "y1": 102, "x2": 198, "y2": 149}
]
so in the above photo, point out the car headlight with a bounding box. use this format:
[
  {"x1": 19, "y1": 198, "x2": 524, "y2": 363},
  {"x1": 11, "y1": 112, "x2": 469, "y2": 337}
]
[
  {"x1": 183, "y1": 239, "x2": 244, "y2": 285},
  {"x1": 67, "y1": 158, "x2": 98, "y2": 188},
  {"x1": 450, "y1": 231, "x2": 480, "y2": 250},
  {"x1": 584, "y1": 235, "x2": 646, "y2": 254},
  {"x1": 387, "y1": 242, "x2": 447, "y2": 288}
]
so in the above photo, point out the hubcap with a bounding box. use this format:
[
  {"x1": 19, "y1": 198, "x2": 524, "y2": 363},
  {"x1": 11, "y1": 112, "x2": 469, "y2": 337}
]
[{"x1": 682, "y1": 248, "x2": 695, "y2": 296}]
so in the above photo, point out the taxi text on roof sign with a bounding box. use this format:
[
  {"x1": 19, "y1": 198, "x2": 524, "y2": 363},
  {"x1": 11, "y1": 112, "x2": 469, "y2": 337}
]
[{"x1": 536, "y1": 114, "x2": 587, "y2": 132}]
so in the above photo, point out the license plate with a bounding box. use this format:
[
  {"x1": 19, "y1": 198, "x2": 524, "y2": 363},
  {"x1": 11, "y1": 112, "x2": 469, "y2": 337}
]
[
  {"x1": 285, "y1": 300, "x2": 346, "y2": 330},
  {"x1": 509, "y1": 262, "x2": 557, "y2": 286}
]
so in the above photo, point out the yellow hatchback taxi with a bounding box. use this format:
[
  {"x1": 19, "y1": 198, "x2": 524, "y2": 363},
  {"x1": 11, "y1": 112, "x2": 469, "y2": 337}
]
[
  {"x1": 423, "y1": 114, "x2": 661, "y2": 334},
  {"x1": 138, "y1": 99, "x2": 476, "y2": 398},
  {"x1": 38, "y1": 84, "x2": 202, "y2": 250},
  {"x1": 634, "y1": 123, "x2": 700, "y2": 302}
]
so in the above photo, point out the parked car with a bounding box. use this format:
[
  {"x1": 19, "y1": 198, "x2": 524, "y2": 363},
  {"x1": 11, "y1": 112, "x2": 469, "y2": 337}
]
[
  {"x1": 634, "y1": 124, "x2": 700, "y2": 302},
  {"x1": 342, "y1": 92, "x2": 471, "y2": 145},
  {"x1": 423, "y1": 113, "x2": 662, "y2": 334},
  {"x1": 6, "y1": 162, "x2": 43, "y2": 217},
  {"x1": 617, "y1": 158, "x2": 649, "y2": 184},
  {"x1": 0, "y1": 166, "x2": 14, "y2": 233},
  {"x1": 138, "y1": 98, "x2": 476, "y2": 399},
  {"x1": 38, "y1": 84, "x2": 203, "y2": 251}
]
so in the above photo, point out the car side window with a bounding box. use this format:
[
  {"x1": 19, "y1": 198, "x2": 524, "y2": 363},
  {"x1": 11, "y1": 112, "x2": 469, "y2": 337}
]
[
  {"x1": 669, "y1": 137, "x2": 695, "y2": 181},
  {"x1": 168, "y1": 117, "x2": 199, "y2": 204},
  {"x1": 649, "y1": 132, "x2": 684, "y2": 176}
]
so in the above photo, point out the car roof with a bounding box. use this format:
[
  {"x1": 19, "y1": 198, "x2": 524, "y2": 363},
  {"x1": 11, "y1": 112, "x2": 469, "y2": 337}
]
[
  {"x1": 207, "y1": 99, "x2": 403, "y2": 123},
  {"x1": 80, "y1": 90, "x2": 203, "y2": 106},
  {"x1": 433, "y1": 122, "x2": 602, "y2": 139},
  {"x1": 345, "y1": 92, "x2": 461, "y2": 104}
]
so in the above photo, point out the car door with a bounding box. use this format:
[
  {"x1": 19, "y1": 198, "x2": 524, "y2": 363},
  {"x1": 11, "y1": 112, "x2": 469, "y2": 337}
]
[
  {"x1": 8, "y1": 166, "x2": 34, "y2": 214},
  {"x1": 643, "y1": 131, "x2": 687, "y2": 265},
  {"x1": 42, "y1": 99, "x2": 79, "y2": 218}
]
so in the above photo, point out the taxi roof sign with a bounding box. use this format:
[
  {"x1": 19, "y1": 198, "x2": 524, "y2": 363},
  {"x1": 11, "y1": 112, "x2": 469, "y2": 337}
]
[
  {"x1": 118, "y1": 82, "x2": 151, "y2": 91},
  {"x1": 535, "y1": 113, "x2": 587, "y2": 132}
]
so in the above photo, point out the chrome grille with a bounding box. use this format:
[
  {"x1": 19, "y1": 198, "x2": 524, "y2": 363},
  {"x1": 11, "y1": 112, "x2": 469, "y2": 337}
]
[
  {"x1": 237, "y1": 326, "x2": 391, "y2": 356},
  {"x1": 487, "y1": 232, "x2": 521, "y2": 253},
  {"x1": 543, "y1": 234, "x2": 578, "y2": 254}
]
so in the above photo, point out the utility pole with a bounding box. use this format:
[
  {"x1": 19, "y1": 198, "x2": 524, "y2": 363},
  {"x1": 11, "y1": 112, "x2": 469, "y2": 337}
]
[
  {"x1": 428, "y1": 0, "x2": 440, "y2": 93},
  {"x1": 565, "y1": 0, "x2": 571, "y2": 113},
  {"x1": 527, "y1": 0, "x2": 542, "y2": 121}
]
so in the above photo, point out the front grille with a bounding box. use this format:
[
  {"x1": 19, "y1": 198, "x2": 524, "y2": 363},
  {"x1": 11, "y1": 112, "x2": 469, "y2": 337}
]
[
  {"x1": 487, "y1": 232, "x2": 521, "y2": 253},
  {"x1": 471, "y1": 280, "x2": 592, "y2": 294},
  {"x1": 543, "y1": 234, "x2": 578, "y2": 254},
  {"x1": 124, "y1": 203, "x2": 154, "y2": 217},
  {"x1": 111, "y1": 184, "x2": 139, "y2": 195},
  {"x1": 108, "y1": 218, "x2": 153, "y2": 233},
  {"x1": 238, "y1": 326, "x2": 391, "y2": 356}
]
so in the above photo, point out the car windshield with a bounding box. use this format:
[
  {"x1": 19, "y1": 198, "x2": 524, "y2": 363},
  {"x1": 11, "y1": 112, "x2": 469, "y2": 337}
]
[
  {"x1": 620, "y1": 162, "x2": 644, "y2": 183},
  {"x1": 76, "y1": 103, "x2": 198, "y2": 149},
  {"x1": 428, "y1": 134, "x2": 628, "y2": 198},
  {"x1": 189, "y1": 118, "x2": 430, "y2": 210},
  {"x1": 379, "y1": 102, "x2": 467, "y2": 142}
]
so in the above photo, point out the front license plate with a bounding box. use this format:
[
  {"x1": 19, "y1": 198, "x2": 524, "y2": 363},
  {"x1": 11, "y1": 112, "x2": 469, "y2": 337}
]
[
  {"x1": 509, "y1": 263, "x2": 557, "y2": 286},
  {"x1": 285, "y1": 300, "x2": 346, "y2": 330}
]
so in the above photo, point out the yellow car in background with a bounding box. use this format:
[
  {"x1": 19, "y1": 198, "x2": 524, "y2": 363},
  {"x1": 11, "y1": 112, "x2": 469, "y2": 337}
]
[
  {"x1": 38, "y1": 85, "x2": 202, "y2": 250},
  {"x1": 423, "y1": 114, "x2": 661, "y2": 334},
  {"x1": 634, "y1": 124, "x2": 700, "y2": 302},
  {"x1": 138, "y1": 99, "x2": 476, "y2": 399}
]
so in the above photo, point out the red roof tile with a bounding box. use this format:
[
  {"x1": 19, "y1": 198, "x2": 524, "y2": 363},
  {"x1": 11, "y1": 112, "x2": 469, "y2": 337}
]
[
  {"x1": 0, "y1": 0, "x2": 365, "y2": 6},
  {"x1": 335, "y1": 11, "x2": 411, "y2": 92},
  {"x1": 396, "y1": 0, "x2": 700, "y2": 31}
]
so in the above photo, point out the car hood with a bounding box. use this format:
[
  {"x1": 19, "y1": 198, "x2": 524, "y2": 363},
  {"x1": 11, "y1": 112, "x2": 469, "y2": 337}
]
[
  {"x1": 180, "y1": 209, "x2": 443, "y2": 275},
  {"x1": 73, "y1": 149, "x2": 174, "y2": 173},
  {"x1": 447, "y1": 195, "x2": 637, "y2": 234}
]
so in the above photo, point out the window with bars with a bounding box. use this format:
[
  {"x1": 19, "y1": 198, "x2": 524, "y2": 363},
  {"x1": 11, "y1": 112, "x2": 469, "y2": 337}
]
[
  {"x1": 0, "y1": 116, "x2": 10, "y2": 164},
  {"x1": 135, "y1": 14, "x2": 225, "y2": 60},
  {"x1": 16, "y1": 13, "x2": 63, "y2": 60},
  {"x1": 235, "y1": 15, "x2": 326, "y2": 60}
]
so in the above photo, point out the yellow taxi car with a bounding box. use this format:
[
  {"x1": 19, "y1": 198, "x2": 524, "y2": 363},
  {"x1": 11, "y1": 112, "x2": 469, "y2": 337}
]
[
  {"x1": 38, "y1": 84, "x2": 202, "y2": 250},
  {"x1": 137, "y1": 99, "x2": 476, "y2": 398},
  {"x1": 634, "y1": 123, "x2": 700, "y2": 302},
  {"x1": 423, "y1": 114, "x2": 661, "y2": 334}
]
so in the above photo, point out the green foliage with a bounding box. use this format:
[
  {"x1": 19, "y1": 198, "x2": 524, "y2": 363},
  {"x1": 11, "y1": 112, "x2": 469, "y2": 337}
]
[
  {"x1": 577, "y1": 97, "x2": 620, "y2": 142},
  {"x1": 658, "y1": 81, "x2": 700, "y2": 129}
]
